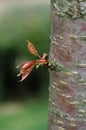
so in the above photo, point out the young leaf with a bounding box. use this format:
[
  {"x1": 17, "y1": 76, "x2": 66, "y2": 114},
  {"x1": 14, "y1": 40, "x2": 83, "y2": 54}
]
[
  {"x1": 16, "y1": 40, "x2": 48, "y2": 82},
  {"x1": 41, "y1": 53, "x2": 48, "y2": 60},
  {"x1": 27, "y1": 41, "x2": 41, "y2": 58},
  {"x1": 19, "y1": 67, "x2": 34, "y2": 82},
  {"x1": 17, "y1": 61, "x2": 36, "y2": 82}
]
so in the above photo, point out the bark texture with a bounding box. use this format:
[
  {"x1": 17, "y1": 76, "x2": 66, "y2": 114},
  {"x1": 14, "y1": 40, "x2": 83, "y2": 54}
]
[{"x1": 48, "y1": 0, "x2": 86, "y2": 130}]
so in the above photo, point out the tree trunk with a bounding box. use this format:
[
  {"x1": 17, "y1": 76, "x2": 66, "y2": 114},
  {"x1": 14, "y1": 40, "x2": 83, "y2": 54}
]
[{"x1": 48, "y1": 0, "x2": 86, "y2": 130}]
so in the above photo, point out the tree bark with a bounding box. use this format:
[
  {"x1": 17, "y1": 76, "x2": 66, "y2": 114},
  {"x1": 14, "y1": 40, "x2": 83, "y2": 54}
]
[{"x1": 48, "y1": 0, "x2": 86, "y2": 130}]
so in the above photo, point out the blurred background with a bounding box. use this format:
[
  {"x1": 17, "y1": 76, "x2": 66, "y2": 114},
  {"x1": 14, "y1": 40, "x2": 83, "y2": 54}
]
[{"x1": 0, "y1": 0, "x2": 50, "y2": 130}]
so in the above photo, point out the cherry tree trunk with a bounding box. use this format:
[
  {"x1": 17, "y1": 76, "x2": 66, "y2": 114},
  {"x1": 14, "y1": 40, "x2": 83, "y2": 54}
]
[{"x1": 48, "y1": 0, "x2": 86, "y2": 130}]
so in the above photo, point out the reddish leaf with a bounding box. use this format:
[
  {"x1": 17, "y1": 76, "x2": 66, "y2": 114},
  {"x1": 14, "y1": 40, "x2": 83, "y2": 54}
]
[
  {"x1": 17, "y1": 61, "x2": 36, "y2": 82},
  {"x1": 16, "y1": 40, "x2": 48, "y2": 82},
  {"x1": 20, "y1": 66, "x2": 34, "y2": 82},
  {"x1": 27, "y1": 41, "x2": 41, "y2": 58},
  {"x1": 20, "y1": 61, "x2": 36, "y2": 73},
  {"x1": 16, "y1": 62, "x2": 27, "y2": 68},
  {"x1": 41, "y1": 53, "x2": 48, "y2": 59}
]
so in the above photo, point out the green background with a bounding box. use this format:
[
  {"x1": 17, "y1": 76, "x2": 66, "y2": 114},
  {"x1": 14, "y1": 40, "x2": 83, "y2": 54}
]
[{"x1": 0, "y1": 2, "x2": 50, "y2": 130}]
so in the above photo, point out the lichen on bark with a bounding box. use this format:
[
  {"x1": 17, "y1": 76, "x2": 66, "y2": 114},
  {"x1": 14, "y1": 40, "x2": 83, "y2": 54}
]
[{"x1": 52, "y1": 0, "x2": 86, "y2": 19}]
